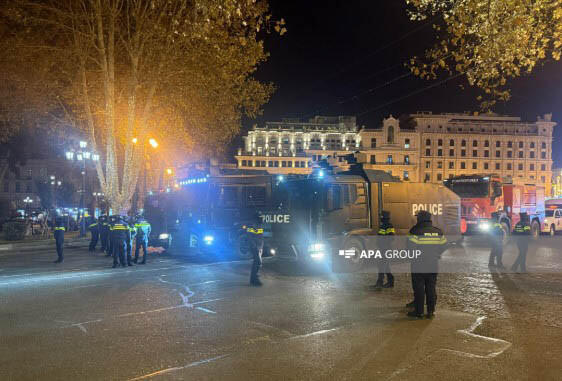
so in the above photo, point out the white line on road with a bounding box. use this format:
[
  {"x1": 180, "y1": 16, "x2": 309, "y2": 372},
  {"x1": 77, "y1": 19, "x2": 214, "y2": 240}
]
[
  {"x1": 289, "y1": 327, "x2": 341, "y2": 340},
  {"x1": 127, "y1": 354, "x2": 229, "y2": 381},
  {"x1": 196, "y1": 307, "x2": 216, "y2": 314}
]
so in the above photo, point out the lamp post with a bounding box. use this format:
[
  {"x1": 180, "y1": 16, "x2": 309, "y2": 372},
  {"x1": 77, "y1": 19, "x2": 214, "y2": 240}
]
[
  {"x1": 23, "y1": 196, "x2": 33, "y2": 217},
  {"x1": 66, "y1": 140, "x2": 99, "y2": 236}
]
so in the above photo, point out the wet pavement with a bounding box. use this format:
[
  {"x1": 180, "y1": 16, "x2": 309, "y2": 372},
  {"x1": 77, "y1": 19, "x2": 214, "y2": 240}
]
[{"x1": 0, "y1": 238, "x2": 561, "y2": 380}]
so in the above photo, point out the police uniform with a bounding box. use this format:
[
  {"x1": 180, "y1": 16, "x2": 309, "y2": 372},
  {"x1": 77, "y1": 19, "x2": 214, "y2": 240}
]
[
  {"x1": 99, "y1": 215, "x2": 110, "y2": 254},
  {"x1": 512, "y1": 212, "x2": 531, "y2": 273},
  {"x1": 373, "y1": 211, "x2": 395, "y2": 288},
  {"x1": 407, "y1": 210, "x2": 447, "y2": 318},
  {"x1": 134, "y1": 217, "x2": 151, "y2": 264},
  {"x1": 88, "y1": 216, "x2": 99, "y2": 251},
  {"x1": 53, "y1": 217, "x2": 65, "y2": 263},
  {"x1": 107, "y1": 215, "x2": 117, "y2": 257},
  {"x1": 488, "y1": 213, "x2": 505, "y2": 268},
  {"x1": 247, "y1": 216, "x2": 265, "y2": 286},
  {"x1": 110, "y1": 216, "x2": 131, "y2": 268}
]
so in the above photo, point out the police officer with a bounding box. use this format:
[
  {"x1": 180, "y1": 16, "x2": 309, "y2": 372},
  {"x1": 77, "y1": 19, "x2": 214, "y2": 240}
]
[
  {"x1": 488, "y1": 212, "x2": 505, "y2": 268},
  {"x1": 107, "y1": 215, "x2": 117, "y2": 257},
  {"x1": 372, "y1": 211, "x2": 395, "y2": 289},
  {"x1": 110, "y1": 216, "x2": 131, "y2": 268},
  {"x1": 407, "y1": 210, "x2": 447, "y2": 319},
  {"x1": 88, "y1": 215, "x2": 99, "y2": 251},
  {"x1": 247, "y1": 214, "x2": 265, "y2": 286},
  {"x1": 134, "y1": 215, "x2": 151, "y2": 264},
  {"x1": 98, "y1": 215, "x2": 109, "y2": 253},
  {"x1": 53, "y1": 216, "x2": 66, "y2": 263},
  {"x1": 125, "y1": 218, "x2": 136, "y2": 266},
  {"x1": 512, "y1": 212, "x2": 531, "y2": 273}
]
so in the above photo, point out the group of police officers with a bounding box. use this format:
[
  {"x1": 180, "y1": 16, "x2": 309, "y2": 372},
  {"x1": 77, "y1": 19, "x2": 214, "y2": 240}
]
[{"x1": 52, "y1": 213, "x2": 151, "y2": 267}]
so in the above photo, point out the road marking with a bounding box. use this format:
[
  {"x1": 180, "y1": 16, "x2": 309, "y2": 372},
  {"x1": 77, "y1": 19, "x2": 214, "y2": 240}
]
[
  {"x1": 127, "y1": 354, "x2": 229, "y2": 381},
  {"x1": 289, "y1": 327, "x2": 341, "y2": 340},
  {"x1": 196, "y1": 307, "x2": 216, "y2": 314}
]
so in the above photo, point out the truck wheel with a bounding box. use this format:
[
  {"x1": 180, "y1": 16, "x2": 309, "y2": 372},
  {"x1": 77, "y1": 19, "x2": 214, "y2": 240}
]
[
  {"x1": 531, "y1": 221, "x2": 540, "y2": 240},
  {"x1": 550, "y1": 224, "x2": 556, "y2": 237},
  {"x1": 236, "y1": 235, "x2": 253, "y2": 260},
  {"x1": 500, "y1": 222, "x2": 510, "y2": 246},
  {"x1": 341, "y1": 236, "x2": 365, "y2": 273}
]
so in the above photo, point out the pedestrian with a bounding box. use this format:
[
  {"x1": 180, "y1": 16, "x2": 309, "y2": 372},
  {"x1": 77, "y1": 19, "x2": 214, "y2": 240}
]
[
  {"x1": 99, "y1": 215, "x2": 109, "y2": 253},
  {"x1": 110, "y1": 216, "x2": 131, "y2": 268},
  {"x1": 512, "y1": 212, "x2": 531, "y2": 273},
  {"x1": 53, "y1": 216, "x2": 65, "y2": 263},
  {"x1": 107, "y1": 215, "x2": 117, "y2": 258},
  {"x1": 126, "y1": 218, "x2": 136, "y2": 266},
  {"x1": 88, "y1": 215, "x2": 99, "y2": 251},
  {"x1": 247, "y1": 213, "x2": 265, "y2": 286},
  {"x1": 133, "y1": 215, "x2": 151, "y2": 264},
  {"x1": 406, "y1": 210, "x2": 447, "y2": 319},
  {"x1": 488, "y1": 212, "x2": 505, "y2": 268},
  {"x1": 371, "y1": 210, "x2": 395, "y2": 289}
]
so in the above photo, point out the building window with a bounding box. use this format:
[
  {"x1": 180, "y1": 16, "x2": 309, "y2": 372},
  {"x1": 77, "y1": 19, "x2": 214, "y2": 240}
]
[
  {"x1": 437, "y1": 149, "x2": 443, "y2": 157},
  {"x1": 387, "y1": 155, "x2": 393, "y2": 164},
  {"x1": 519, "y1": 141, "x2": 523, "y2": 148},
  {"x1": 437, "y1": 174, "x2": 442, "y2": 181},
  {"x1": 404, "y1": 138, "x2": 410, "y2": 149},
  {"x1": 541, "y1": 164, "x2": 546, "y2": 171},
  {"x1": 461, "y1": 140, "x2": 466, "y2": 147},
  {"x1": 496, "y1": 163, "x2": 500, "y2": 170},
  {"x1": 518, "y1": 164, "x2": 523, "y2": 170},
  {"x1": 438, "y1": 139, "x2": 443, "y2": 146},
  {"x1": 426, "y1": 139, "x2": 431, "y2": 146},
  {"x1": 424, "y1": 173, "x2": 430, "y2": 182},
  {"x1": 449, "y1": 139, "x2": 454, "y2": 146},
  {"x1": 484, "y1": 162, "x2": 489, "y2": 170},
  {"x1": 371, "y1": 138, "x2": 377, "y2": 148},
  {"x1": 484, "y1": 140, "x2": 489, "y2": 147},
  {"x1": 268, "y1": 161, "x2": 274, "y2": 167},
  {"x1": 496, "y1": 141, "x2": 501, "y2": 147},
  {"x1": 507, "y1": 151, "x2": 512, "y2": 158},
  {"x1": 287, "y1": 161, "x2": 293, "y2": 168},
  {"x1": 530, "y1": 142, "x2": 535, "y2": 148},
  {"x1": 282, "y1": 161, "x2": 287, "y2": 167},
  {"x1": 312, "y1": 155, "x2": 317, "y2": 161},
  {"x1": 404, "y1": 155, "x2": 410, "y2": 165},
  {"x1": 495, "y1": 151, "x2": 501, "y2": 158},
  {"x1": 15, "y1": 182, "x2": 21, "y2": 193},
  {"x1": 541, "y1": 152, "x2": 546, "y2": 159},
  {"x1": 403, "y1": 171, "x2": 409, "y2": 180},
  {"x1": 387, "y1": 126, "x2": 395, "y2": 143},
  {"x1": 26, "y1": 183, "x2": 32, "y2": 193},
  {"x1": 541, "y1": 176, "x2": 546, "y2": 183},
  {"x1": 473, "y1": 140, "x2": 478, "y2": 147},
  {"x1": 530, "y1": 151, "x2": 535, "y2": 158},
  {"x1": 425, "y1": 149, "x2": 431, "y2": 156},
  {"x1": 518, "y1": 151, "x2": 523, "y2": 158},
  {"x1": 472, "y1": 150, "x2": 478, "y2": 157},
  {"x1": 425, "y1": 161, "x2": 431, "y2": 169},
  {"x1": 472, "y1": 162, "x2": 477, "y2": 169},
  {"x1": 461, "y1": 150, "x2": 466, "y2": 157},
  {"x1": 507, "y1": 163, "x2": 512, "y2": 170},
  {"x1": 484, "y1": 150, "x2": 489, "y2": 158},
  {"x1": 26, "y1": 169, "x2": 32, "y2": 179},
  {"x1": 542, "y1": 142, "x2": 546, "y2": 149},
  {"x1": 247, "y1": 161, "x2": 253, "y2": 167},
  {"x1": 530, "y1": 164, "x2": 535, "y2": 171},
  {"x1": 449, "y1": 149, "x2": 455, "y2": 156},
  {"x1": 242, "y1": 160, "x2": 247, "y2": 166},
  {"x1": 449, "y1": 161, "x2": 454, "y2": 169},
  {"x1": 370, "y1": 155, "x2": 376, "y2": 164},
  {"x1": 460, "y1": 162, "x2": 466, "y2": 169},
  {"x1": 275, "y1": 161, "x2": 280, "y2": 167},
  {"x1": 530, "y1": 175, "x2": 535, "y2": 180},
  {"x1": 3, "y1": 182, "x2": 8, "y2": 192},
  {"x1": 508, "y1": 141, "x2": 513, "y2": 148},
  {"x1": 294, "y1": 161, "x2": 300, "y2": 168},
  {"x1": 437, "y1": 161, "x2": 442, "y2": 169}
]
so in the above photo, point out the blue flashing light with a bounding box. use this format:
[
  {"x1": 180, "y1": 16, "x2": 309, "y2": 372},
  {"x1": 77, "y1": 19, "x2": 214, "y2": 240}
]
[
  {"x1": 277, "y1": 175, "x2": 284, "y2": 182},
  {"x1": 318, "y1": 170, "x2": 324, "y2": 178},
  {"x1": 180, "y1": 177, "x2": 208, "y2": 186},
  {"x1": 203, "y1": 235, "x2": 214, "y2": 245}
]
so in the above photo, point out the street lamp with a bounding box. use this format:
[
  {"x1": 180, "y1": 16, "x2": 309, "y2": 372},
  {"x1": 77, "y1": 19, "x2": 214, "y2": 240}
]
[
  {"x1": 149, "y1": 138, "x2": 159, "y2": 148},
  {"x1": 23, "y1": 196, "x2": 32, "y2": 217}
]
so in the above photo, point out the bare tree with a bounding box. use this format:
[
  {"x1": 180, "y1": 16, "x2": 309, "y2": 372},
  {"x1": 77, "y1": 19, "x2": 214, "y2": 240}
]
[{"x1": 1, "y1": 0, "x2": 280, "y2": 213}]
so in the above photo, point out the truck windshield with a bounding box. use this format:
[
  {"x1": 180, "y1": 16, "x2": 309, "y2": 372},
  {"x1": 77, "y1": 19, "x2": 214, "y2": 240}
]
[
  {"x1": 546, "y1": 210, "x2": 555, "y2": 217},
  {"x1": 447, "y1": 181, "x2": 490, "y2": 198}
]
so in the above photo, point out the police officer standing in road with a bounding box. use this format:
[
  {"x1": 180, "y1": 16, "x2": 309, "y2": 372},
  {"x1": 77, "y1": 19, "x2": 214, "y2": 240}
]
[
  {"x1": 488, "y1": 212, "x2": 505, "y2": 268},
  {"x1": 372, "y1": 211, "x2": 395, "y2": 289},
  {"x1": 53, "y1": 216, "x2": 66, "y2": 263},
  {"x1": 110, "y1": 216, "x2": 131, "y2": 268},
  {"x1": 512, "y1": 212, "x2": 531, "y2": 273},
  {"x1": 126, "y1": 217, "x2": 136, "y2": 266},
  {"x1": 107, "y1": 215, "x2": 117, "y2": 258},
  {"x1": 98, "y1": 215, "x2": 109, "y2": 253},
  {"x1": 133, "y1": 215, "x2": 151, "y2": 264},
  {"x1": 88, "y1": 215, "x2": 99, "y2": 251},
  {"x1": 407, "y1": 210, "x2": 447, "y2": 319},
  {"x1": 248, "y1": 213, "x2": 265, "y2": 286}
]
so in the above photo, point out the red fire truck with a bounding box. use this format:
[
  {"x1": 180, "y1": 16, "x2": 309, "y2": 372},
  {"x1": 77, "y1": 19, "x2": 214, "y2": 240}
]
[{"x1": 444, "y1": 175, "x2": 545, "y2": 240}]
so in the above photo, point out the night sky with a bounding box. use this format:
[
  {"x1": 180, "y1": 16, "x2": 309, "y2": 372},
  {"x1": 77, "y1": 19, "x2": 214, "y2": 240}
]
[{"x1": 246, "y1": 0, "x2": 562, "y2": 167}]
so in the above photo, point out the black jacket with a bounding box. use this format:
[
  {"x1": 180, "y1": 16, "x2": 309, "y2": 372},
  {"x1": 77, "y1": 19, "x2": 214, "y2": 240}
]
[{"x1": 407, "y1": 221, "x2": 447, "y2": 272}]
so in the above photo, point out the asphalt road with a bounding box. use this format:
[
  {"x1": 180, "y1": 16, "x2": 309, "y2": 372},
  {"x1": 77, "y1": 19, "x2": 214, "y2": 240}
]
[{"x1": 1, "y1": 238, "x2": 561, "y2": 380}]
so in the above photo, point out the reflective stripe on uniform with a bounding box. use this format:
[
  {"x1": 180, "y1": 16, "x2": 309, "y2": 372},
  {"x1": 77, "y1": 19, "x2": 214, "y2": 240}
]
[
  {"x1": 247, "y1": 228, "x2": 264, "y2": 234},
  {"x1": 55, "y1": 227, "x2": 65, "y2": 231},
  {"x1": 89, "y1": 223, "x2": 98, "y2": 228},
  {"x1": 112, "y1": 225, "x2": 128, "y2": 230},
  {"x1": 408, "y1": 234, "x2": 447, "y2": 245},
  {"x1": 386, "y1": 227, "x2": 395, "y2": 234},
  {"x1": 378, "y1": 229, "x2": 387, "y2": 235}
]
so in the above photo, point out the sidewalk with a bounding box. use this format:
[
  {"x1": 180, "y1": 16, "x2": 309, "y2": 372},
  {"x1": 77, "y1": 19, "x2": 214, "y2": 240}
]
[{"x1": 0, "y1": 232, "x2": 90, "y2": 252}]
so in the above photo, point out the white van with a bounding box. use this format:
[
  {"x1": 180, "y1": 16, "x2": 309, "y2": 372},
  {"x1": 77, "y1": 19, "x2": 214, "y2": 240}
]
[{"x1": 542, "y1": 208, "x2": 562, "y2": 236}]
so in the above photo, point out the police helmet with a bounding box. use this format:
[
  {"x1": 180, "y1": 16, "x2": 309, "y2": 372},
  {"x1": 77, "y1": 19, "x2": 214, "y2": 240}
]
[
  {"x1": 416, "y1": 210, "x2": 432, "y2": 223},
  {"x1": 519, "y1": 212, "x2": 530, "y2": 223}
]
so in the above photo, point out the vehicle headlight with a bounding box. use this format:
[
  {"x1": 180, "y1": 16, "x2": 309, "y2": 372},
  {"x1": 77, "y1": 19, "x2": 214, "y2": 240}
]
[
  {"x1": 478, "y1": 222, "x2": 490, "y2": 231},
  {"x1": 203, "y1": 235, "x2": 214, "y2": 245},
  {"x1": 269, "y1": 248, "x2": 276, "y2": 255},
  {"x1": 158, "y1": 233, "x2": 170, "y2": 240},
  {"x1": 308, "y1": 243, "x2": 326, "y2": 260}
]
